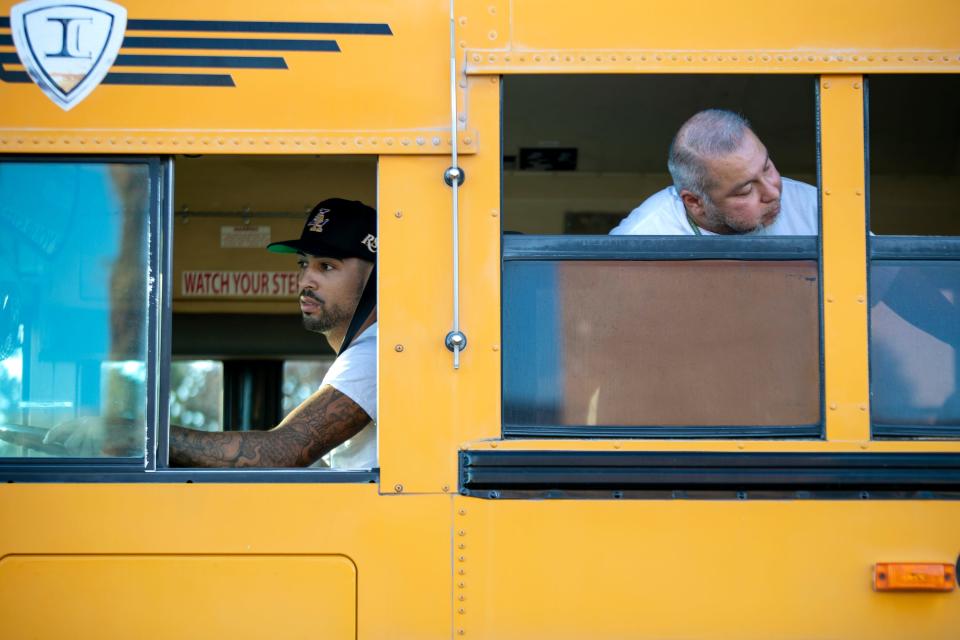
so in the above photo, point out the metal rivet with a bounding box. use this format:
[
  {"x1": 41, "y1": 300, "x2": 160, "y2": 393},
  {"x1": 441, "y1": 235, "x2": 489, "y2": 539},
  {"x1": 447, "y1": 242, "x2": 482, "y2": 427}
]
[
  {"x1": 443, "y1": 485, "x2": 450, "y2": 492},
  {"x1": 488, "y1": 5, "x2": 496, "y2": 13},
  {"x1": 459, "y1": 543, "x2": 466, "y2": 549},
  {"x1": 827, "y1": 296, "x2": 834, "y2": 302},
  {"x1": 830, "y1": 403, "x2": 838, "y2": 410},
  {"x1": 857, "y1": 296, "x2": 865, "y2": 303},
  {"x1": 458, "y1": 569, "x2": 465, "y2": 575},
  {"x1": 492, "y1": 344, "x2": 499, "y2": 351},
  {"x1": 394, "y1": 484, "x2": 403, "y2": 493},
  {"x1": 458, "y1": 114, "x2": 466, "y2": 122},
  {"x1": 458, "y1": 509, "x2": 467, "y2": 516},
  {"x1": 463, "y1": 137, "x2": 473, "y2": 145},
  {"x1": 490, "y1": 209, "x2": 498, "y2": 217},
  {"x1": 488, "y1": 30, "x2": 497, "y2": 40},
  {"x1": 823, "y1": 81, "x2": 830, "y2": 89},
  {"x1": 824, "y1": 190, "x2": 831, "y2": 196},
  {"x1": 853, "y1": 82, "x2": 861, "y2": 90},
  {"x1": 458, "y1": 581, "x2": 466, "y2": 588},
  {"x1": 458, "y1": 631, "x2": 465, "y2": 636},
  {"x1": 490, "y1": 442, "x2": 498, "y2": 448},
  {"x1": 458, "y1": 529, "x2": 466, "y2": 536},
  {"x1": 395, "y1": 344, "x2": 404, "y2": 352},
  {"x1": 859, "y1": 405, "x2": 867, "y2": 411},
  {"x1": 856, "y1": 190, "x2": 862, "y2": 195},
  {"x1": 458, "y1": 556, "x2": 466, "y2": 562},
  {"x1": 433, "y1": 136, "x2": 441, "y2": 145},
  {"x1": 458, "y1": 16, "x2": 467, "y2": 25},
  {"x1": 458, "y1": 595, "x2": 465, "y2": 601},
  {"x1": 458, "y1": 608, "x2": 465, "y2": 614},
  {"x1": 472, "y1": 54, "x2": 480, "y2": 62},
  {"x1": 395, "y1": 211, "x2": 403, "y2": 218}
]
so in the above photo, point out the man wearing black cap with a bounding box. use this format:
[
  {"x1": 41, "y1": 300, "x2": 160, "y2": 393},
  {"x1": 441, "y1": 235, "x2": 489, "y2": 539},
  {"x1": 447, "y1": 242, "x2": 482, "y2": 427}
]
[
  {"x1": 164, "y1": 198, "x2": 377, "y2": 468},
  {"x1": 168, "y1": 198, "x2": 379, "y2": 468},
  {"x1": 44, "y1": 198, "x2": 379, "y2": 467}
]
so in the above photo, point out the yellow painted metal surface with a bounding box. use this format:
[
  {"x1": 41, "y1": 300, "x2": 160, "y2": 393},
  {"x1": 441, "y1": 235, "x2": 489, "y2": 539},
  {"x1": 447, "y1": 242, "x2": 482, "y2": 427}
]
[
  {"x1": 820, "y1": 75, "x2": 870, "y2": 442},
  {"x1": 0, "y1": 484, "x2": 452, "y2": 639},
  {"x1": 453, "y1": 496, "x2": 960, "y2": 639},
  {"x1": 0, "y1": 0, "x2": 474, "y2": 154},
  {"x1": 0, "y1": 554, "x2": 356, "y2": 640},
  {"x1": 507, "y1": 0, "x2": 960, "y2": 54}
]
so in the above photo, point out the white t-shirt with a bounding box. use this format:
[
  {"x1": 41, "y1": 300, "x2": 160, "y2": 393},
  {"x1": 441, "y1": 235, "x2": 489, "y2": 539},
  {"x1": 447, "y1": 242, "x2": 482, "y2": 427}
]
[
  {"x1": 317, "y1": 323, "x2": 377, "y2": 470},
  {"x1": 609, "y1": 177, "x2": 819, "y2": 236}
]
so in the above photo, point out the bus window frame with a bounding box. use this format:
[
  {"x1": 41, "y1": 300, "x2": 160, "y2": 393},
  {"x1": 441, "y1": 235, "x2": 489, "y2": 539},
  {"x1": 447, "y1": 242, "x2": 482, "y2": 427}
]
[
  {"x1": 865, "y1": 77, "x2": 960, "y2": 440},
  {"x1": 0, "y1": 154, "x2": 380, "y2": 483},
  {"x1": 499, "y1": 77, "x2": 826, "y2": 441}
]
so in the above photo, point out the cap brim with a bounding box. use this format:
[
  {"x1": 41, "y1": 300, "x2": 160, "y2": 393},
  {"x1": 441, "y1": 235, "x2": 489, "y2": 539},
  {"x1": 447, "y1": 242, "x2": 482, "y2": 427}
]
[{"x1": 267, "y1": 239, "x2": 349, "y2": 259}]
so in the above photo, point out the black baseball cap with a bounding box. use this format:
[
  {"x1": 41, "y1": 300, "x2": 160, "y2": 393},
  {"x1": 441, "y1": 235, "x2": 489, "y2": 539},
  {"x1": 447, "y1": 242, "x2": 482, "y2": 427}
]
[{"x1": 267, "y1": 198, "x2": 377, "y2": 261}]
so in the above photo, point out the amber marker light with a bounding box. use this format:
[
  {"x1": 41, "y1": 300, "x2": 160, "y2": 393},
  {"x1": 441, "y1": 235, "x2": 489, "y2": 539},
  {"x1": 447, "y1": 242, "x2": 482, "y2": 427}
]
[{"x1": 874, "y1": 563, "x2": 956, "y2": 592}]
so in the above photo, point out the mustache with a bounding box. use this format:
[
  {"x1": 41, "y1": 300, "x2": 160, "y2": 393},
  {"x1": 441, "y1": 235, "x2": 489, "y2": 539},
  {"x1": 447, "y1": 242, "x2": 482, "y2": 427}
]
[{"x1": 299, "y1": 290, "x2": 324, "y2": 304}]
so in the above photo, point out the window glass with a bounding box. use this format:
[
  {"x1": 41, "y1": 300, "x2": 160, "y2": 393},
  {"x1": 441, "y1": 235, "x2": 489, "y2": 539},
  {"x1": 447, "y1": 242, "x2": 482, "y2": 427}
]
[
  {"x1": 170, "y1": 360, "x2": 223, "y2": 432},
  {"x1": 282, "y1": 359, "x2": 335, "y2": 415},
  {"x1": 870, "y1": 261, "x2": 960, "y2": 430},
  {"x1": 0, "y1": 162, "x2": 150, "y2": 458},
  {"x1": 504, "y1": 259, "x2": 821, "y2": 431}
]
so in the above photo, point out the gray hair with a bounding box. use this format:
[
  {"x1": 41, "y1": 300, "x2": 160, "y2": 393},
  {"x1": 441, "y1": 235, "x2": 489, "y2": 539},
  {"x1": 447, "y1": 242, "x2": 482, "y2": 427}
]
[{"x1": 667, "y1": 109, "x2": 753, "y2": 198}]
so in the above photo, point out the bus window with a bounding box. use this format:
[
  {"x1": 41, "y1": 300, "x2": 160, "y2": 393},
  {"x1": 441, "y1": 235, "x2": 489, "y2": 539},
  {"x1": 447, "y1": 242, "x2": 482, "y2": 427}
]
[
  {"x1": 502, "y1": 75, "x2": 822, "y2": 437},
  {"x1": 868, "y1": 75, "x2": 960, "y2": 437},
  {"x1": 0, "y1": 160, "x2": 155, "y2": 458},
  {"x1": 170, "y1": 155, "x2": 378, "y2": 467},
  {"x1": 503, "y1": 75, "x2": 818, "y2": 236}
]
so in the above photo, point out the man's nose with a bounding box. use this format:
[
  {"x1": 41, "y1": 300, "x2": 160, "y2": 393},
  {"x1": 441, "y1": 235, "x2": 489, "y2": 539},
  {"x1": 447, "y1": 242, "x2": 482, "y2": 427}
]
[
  {"x1": 760, "y1": 173, "x2": 781, "y2": 202},
  {"x1": 298, "y1": 268, "x2": 317, "y2": 291}
]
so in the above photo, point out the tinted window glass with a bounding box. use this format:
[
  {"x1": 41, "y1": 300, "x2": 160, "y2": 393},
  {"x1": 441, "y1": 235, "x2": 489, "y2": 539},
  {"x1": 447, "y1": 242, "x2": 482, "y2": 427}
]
[
  {"x1": 0, "y1": 162, "x2": 150, "y2": 457},
  {"x1": 504, "y1": 259, "x2": 821, "y2": 429},
  {"x1": 871, "y1": 261, "x2": 960, "y2": 427}
]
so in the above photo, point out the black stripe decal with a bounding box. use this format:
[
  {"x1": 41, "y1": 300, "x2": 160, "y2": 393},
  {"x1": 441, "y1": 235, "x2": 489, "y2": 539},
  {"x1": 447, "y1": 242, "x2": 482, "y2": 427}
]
[
  {"x1": 0, "y1": 34, "x2": 12, "y2": 45},
  {"x1": 126, "y1": 19, "x2": 392, "y2": 35},
  {"x1": 115, "y1": 54, "x2": 286, "y2": 69},
  {"x1": 0, "y1": 17, "x2": 8, "y2": 28},
  {"x1": 0, "y1": 69, "x2": 29, "y2": 82},
  {"x1": 102, "y1": 72, "x2": 235, "y2": 86},
  {"x1": 121, "y1": 36, "x2": 339, "y2": 52},
  {"x1": 0, "y1": 52, "x2": 18, "y2": 63}
]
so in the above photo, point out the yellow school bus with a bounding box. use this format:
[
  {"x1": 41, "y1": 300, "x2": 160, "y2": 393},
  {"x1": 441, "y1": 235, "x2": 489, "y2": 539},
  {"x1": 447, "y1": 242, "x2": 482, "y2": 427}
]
[{"x1": 1, "y1": 0, "x2": 959, "y2": 637}]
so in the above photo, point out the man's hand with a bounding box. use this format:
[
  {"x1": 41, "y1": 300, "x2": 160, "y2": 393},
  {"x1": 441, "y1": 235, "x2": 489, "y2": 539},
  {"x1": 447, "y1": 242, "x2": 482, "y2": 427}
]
[{"x1": 42, "y1": 416, "x2": 143, "y2": 457}]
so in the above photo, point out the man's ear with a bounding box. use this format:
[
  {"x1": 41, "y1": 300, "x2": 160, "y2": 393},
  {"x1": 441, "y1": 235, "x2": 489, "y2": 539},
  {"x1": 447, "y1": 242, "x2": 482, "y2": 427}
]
[{"x1": 679, "y1": 190, "x2": 705, "y2": 219}]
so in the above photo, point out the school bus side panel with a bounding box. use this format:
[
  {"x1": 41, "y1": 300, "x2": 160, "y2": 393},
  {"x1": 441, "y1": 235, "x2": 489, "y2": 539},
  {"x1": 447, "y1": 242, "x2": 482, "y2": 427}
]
[
  {"x1": 0, "y1": 485, "x2": 453, "y2": 640},
  {"x1": 454, "y1": 497, "x2": 960, "y2": 640}
]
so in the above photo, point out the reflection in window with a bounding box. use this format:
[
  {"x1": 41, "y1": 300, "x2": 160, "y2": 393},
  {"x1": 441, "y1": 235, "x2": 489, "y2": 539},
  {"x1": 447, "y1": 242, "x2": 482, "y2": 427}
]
[
  {"x1": 0, "y1": 162, "x2": 151, "y2": 457},
  {"x1": 871, "y1": 262, "x2": 960, "y2": 428},
  {"x1": 504, "y1": 260, "x2": 821, "y2": 431},
  {"x1": 282, "y1": 360, "x2": 334, "y2": 415},
  {"x1": 170, "y1": 361, "x2": 223, "y2": 432}
]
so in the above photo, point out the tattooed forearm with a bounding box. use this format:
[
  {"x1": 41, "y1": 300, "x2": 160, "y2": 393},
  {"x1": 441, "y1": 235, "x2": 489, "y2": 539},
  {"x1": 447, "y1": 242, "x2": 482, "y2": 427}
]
[{"x1": 169, "y1": 387, "x2": 371, "y2": 468}]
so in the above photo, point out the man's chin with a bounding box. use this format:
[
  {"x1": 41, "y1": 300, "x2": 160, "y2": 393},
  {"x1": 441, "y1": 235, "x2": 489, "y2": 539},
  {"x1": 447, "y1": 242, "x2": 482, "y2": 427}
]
[{"x1": 301, "y1": 314, "x2": 329, "y2": 334}]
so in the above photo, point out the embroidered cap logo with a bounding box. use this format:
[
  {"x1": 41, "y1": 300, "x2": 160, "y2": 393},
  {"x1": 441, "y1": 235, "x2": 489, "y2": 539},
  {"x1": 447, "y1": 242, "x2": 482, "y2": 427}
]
[
  {"x1": 10, "y1": 0, "x2": 127, "y2": 111},
  {"x1": 308, "y1": 208, "x2": 331, "y2": 233}
]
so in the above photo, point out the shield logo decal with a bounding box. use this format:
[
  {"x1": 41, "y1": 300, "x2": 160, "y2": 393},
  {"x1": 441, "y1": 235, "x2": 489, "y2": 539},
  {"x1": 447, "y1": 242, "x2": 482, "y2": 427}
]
[{"x1": 10, "y1": 0, "x2": 127, "y2": 111}]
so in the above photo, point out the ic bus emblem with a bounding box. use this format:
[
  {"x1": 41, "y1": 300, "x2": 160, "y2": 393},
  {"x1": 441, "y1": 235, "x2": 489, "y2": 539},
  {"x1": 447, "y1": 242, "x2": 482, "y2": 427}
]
[{"x1": 10, "y1": 0, "x2": 127, "y2": 111}]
